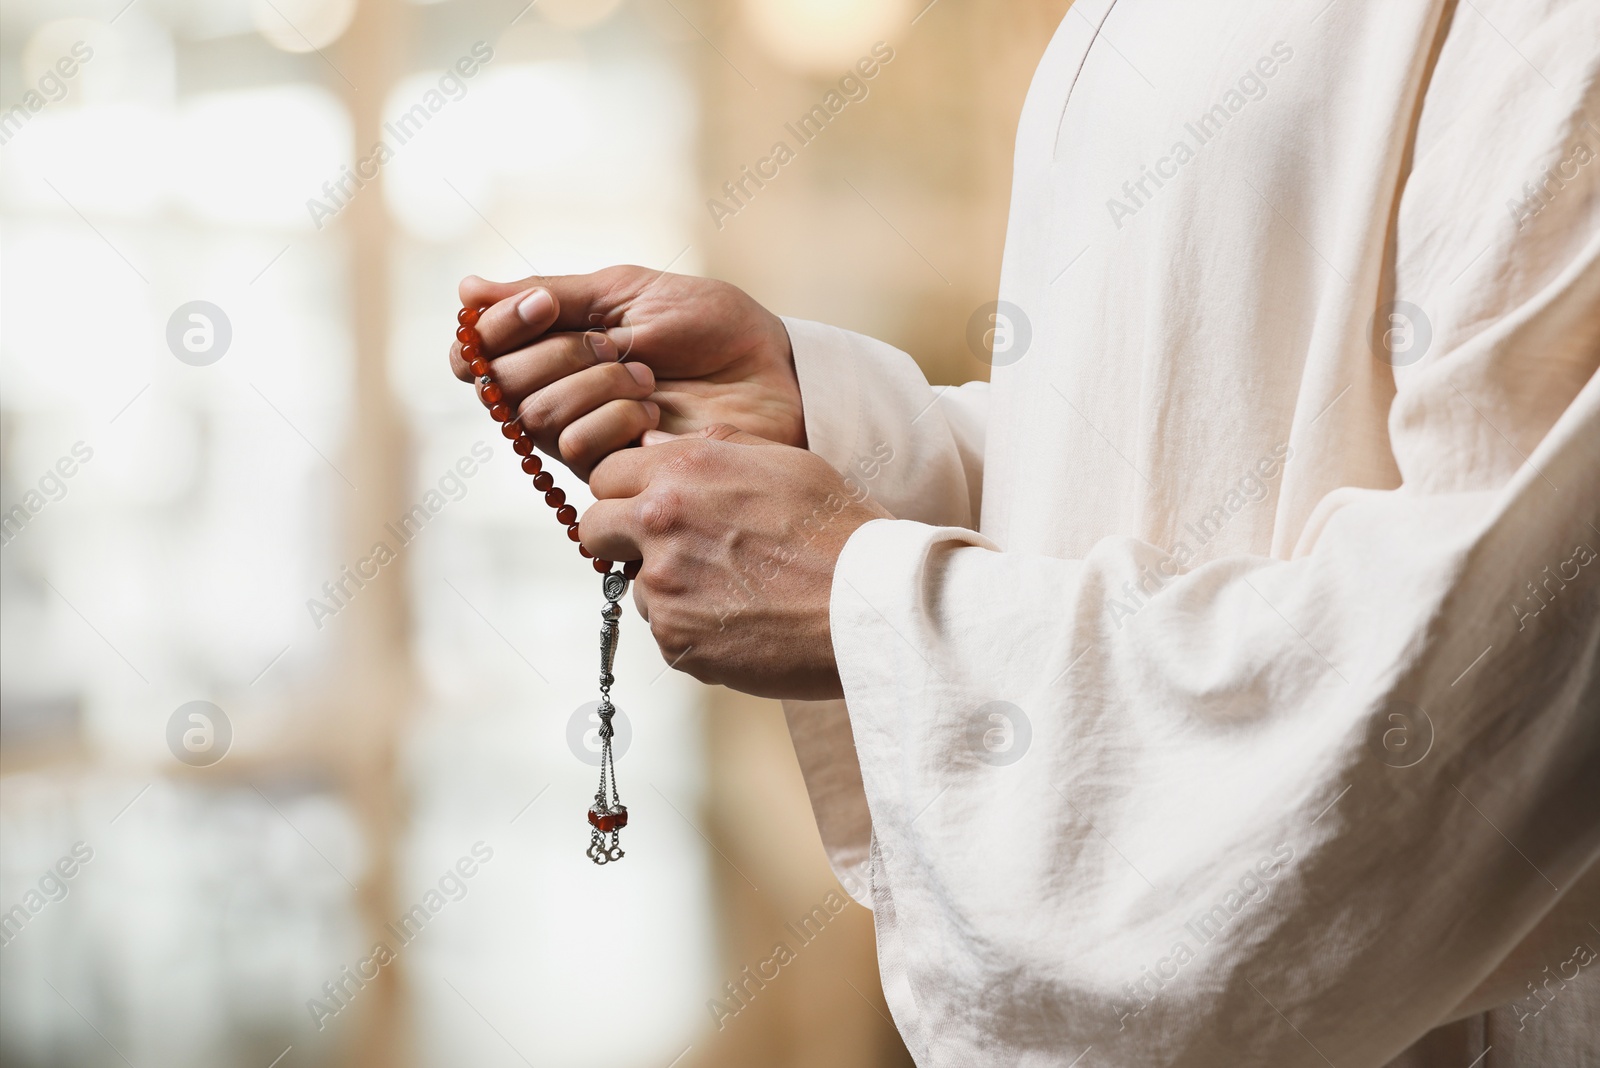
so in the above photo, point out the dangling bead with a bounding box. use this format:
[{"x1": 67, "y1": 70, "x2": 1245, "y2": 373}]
[
  {"x1": 490, "y1": 403, "x2": 512, "y2": 422},
  {"x1": 556, "y1": 505, "x2": 577, "y2": 526},
  {"x1": 532, "y1": 471, "x2": 554, "y2": 492},
  {"x1": 594, "y1": 559, "x2": 612, "y2": 573},
  {"x1": 521, "y1": 455, "x2": 542, "y2": 475},
  {"x1": 544, "y1": 487, "x2": 566, "y2": 509},
  {"x1": 512, "y1": 437, "x2": 534, "y2": 456},
  {"x1": 588, "y1": 804, "x2": 618, "y2": 833}
]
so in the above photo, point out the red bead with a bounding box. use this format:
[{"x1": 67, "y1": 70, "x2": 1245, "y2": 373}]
[
  {"x1": 462, "y1": 342, "x2": 482, "y2": 361},
  {"x1": 578, "y1": 544, "x2": 593, "y2": 558},
  {"x1": 594, "y1": 559, "x2": 612, "y2": 573},
  {"x1": 469, "y1": 358, "x2": 490, "y2": 377},
  {"x1": 567, "y1": 522, "x2": 582, "y2": 541},
  {"x1": 481, "y1": 382, "x2": 503, "y2": 404},
  {"x1": 520, "y1": 455, "x2": 542, "y2": 475},
  {"x1": 532, "y1": 471, "x2": 554, "y2": 491},
  {"x1": 612, "y1": 805, "x2": 628, "y2": 829},
  {"x1": 623, "y1": 559, "x2": 641, "y2": 579},
  {"x1": 501, "y1": 422, "x2": 523, "y2": 440},
  {"x1": 490, "y1": 403, "x2": 512, "y2": 422},
  {"x1": 458, "y1": 306, "x2": 480, "y2": 326},
  {"x1": 556, "y1": 505, "x2": 577, "y2": 525},
  {"x1": 456, "y1": 326, "x2": 474, "y2": 344},
  {"x1": 512, "y1": 437, "x2": 534, "y2": 456},
  {"x1": 588, "y1": 805, "x2": 617, "y2": 833},
  {"x1": 544, "y1": 487, "x2": 566, "y2": 509}
]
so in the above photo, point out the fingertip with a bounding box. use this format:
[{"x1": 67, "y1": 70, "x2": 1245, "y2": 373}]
[
  {"x1": 584, "y1": 331, "x2": 620, "y2": 364},
  {"x1": 624, "y1": 361, "x2": 654, "y2": 389},
  {"x1": 447, "y1": 340, "x2": 470, "y2": 381},
  {"x1": 517, "y1": 287, "x2": 557, "y2": 326},
  {"x1": 640, "y1": 429, "x2": 678, "y2": 447},
  {"x1": 642, "y1": 400, "x2": 660, "y2": 424}
]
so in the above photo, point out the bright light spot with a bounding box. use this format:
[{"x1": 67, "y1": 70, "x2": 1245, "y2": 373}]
[
  {"x1": 178, "y1": 85, "x2": 350, "y2": 230},
  {"x1": 251, "y1": 0, "x2": 357, "y2": 54},
  {"x1": 22, "y1": 13, "x2": 175, "y2": 106},
  {"x1": 383, "y1": 62, "x2": 601, "y2": 243},
  {"x1": 20, "y1": 18, "x2": 100, "y2": 106},
  {"x1": 742, "y1": 0, "x2": 909, "y2": 73}
]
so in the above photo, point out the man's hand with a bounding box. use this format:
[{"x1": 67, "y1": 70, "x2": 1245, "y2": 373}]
[
  {"x1": 580, "y1": 425, "x2": 891, "y2": 701},
  {"x1": 448, "y1": 267, "x2": 804, "y2": 479}
]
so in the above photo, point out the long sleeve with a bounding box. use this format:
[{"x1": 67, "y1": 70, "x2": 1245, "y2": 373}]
[
  {"x1": 783, "y1": 1, "x2": 1600, "y2": 1064},
  {"x1": 831, "y1": 367, "x2": 1597, "y2": 1065},
  {"x1": 778, "y1": 317, "x2": 989, "y2": 894},
  {"x1": 782, "y1": 317, "x2": 988, "y2": 529}
]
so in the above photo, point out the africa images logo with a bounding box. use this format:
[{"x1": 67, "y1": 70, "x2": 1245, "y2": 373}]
[
  {"x1": 166, "y1": 701, "x2": 232, "y2": 767},
  {"x1": 166, "y1": 301, "x2": 232, "y2": 366},
  {"x1": 1369, "y1": 300, "x2": 1432, "y2": 368},
  {"x1": 970, "y1": 701, "x2": 1031, "y2": 766}
]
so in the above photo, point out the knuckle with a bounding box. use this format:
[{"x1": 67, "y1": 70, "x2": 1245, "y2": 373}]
[
  {"x1": 556, "y1": 425, "x2": 589, "y2": 466},
  {"x1": 517, "y1": 391, "x2": 553, "y2": 435},
  {"x1": 641, "y1": 554, "x2": 687, "y2": 596},
  {"x1": 636, "y1": 488, "x2": 685, "y2": 540}
]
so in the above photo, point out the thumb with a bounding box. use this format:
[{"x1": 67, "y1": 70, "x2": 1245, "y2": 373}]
[{"x1": 459, "y1": 273, "x2": 544, "y2": 310}]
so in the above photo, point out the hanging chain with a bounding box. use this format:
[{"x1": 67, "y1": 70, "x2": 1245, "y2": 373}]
[{"x1": 586, "y1": 571, "x2": 630, "y2": 865}]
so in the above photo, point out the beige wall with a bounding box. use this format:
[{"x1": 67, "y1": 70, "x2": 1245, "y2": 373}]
[{"x1": 696, "y1": 1, "x2": 1070, "y2": 384}]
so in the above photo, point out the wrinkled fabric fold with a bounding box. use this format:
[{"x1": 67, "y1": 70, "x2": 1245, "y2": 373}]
[{"x1": 779, "y1": 0, "x2": 1600, "y2": 1064}]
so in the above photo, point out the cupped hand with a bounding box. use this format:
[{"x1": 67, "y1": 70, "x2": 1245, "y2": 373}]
[
  {"x1": 578, "y1": 424, "x2": 891, "y2": 701},
  {"x1": 448, "y1": 267, "x2": 805, "y2": 480}
]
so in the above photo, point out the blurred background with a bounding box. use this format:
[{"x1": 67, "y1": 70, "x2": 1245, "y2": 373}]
[{"x1": 0, "y1": 0, "x2": 1067, "y2": 1064}]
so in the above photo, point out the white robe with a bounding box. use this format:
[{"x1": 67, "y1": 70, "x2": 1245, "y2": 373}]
[{"x1": 779, "y1": 0, "x2": 1600, "y2": 1064}]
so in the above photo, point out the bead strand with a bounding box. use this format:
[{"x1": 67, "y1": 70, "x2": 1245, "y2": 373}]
[
  {"x1": 457, "y1": 305, "x2": 626, "y2": 574},
  {"x1": 461, "y1": 302, "x2": 639, "y2": 865}
]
